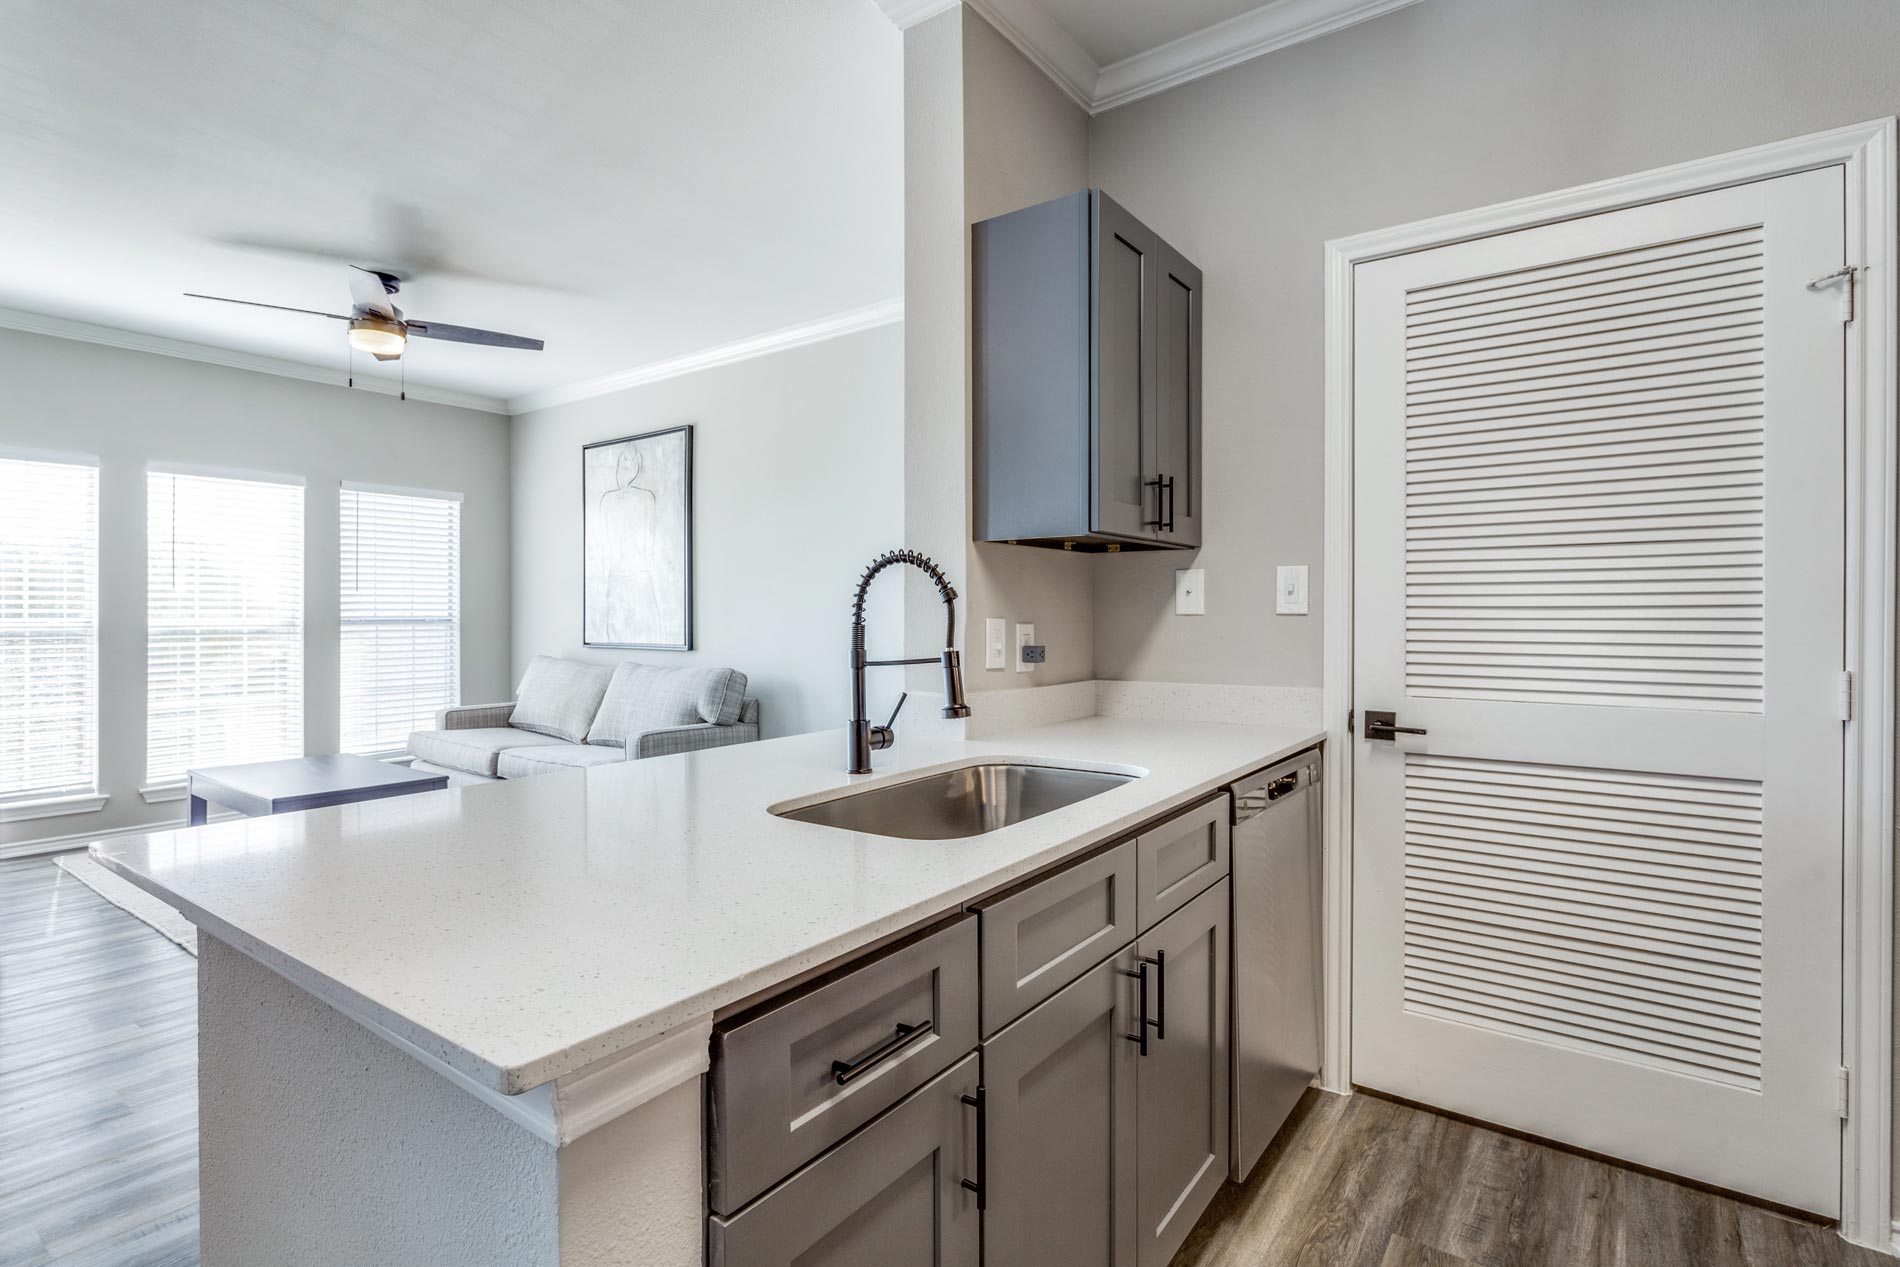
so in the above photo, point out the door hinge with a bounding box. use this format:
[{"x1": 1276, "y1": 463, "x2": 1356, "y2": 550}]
[
  {"x1": 1808, "y1": 265, "x2": 1858, "y2": 322},
  {"x1": 1347, "y1": 709, "x2": 1355, "y2": 736},
  {"x1": 1839, "y1": 1065, "x2": 1852, "y2": 1120},
  {"x1": 1840, "y1": 670, "x2": 1854, "y2": 722}
]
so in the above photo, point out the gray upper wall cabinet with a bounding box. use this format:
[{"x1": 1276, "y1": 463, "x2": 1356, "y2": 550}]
[{"x1": 973, "y1": 189, "x2": 1203, "y2": 552}]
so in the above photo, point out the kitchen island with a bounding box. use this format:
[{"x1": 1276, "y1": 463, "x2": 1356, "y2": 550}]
[{"x1": 96, "y1": 715, "x2": 1323, "y2": 1267}]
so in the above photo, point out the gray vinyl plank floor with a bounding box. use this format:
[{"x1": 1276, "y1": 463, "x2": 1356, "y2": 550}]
[
  {"x1": 1173, "y1": 1088, "x2": 1891, "y2": 1267},
  {"x1": 1, "y1": 855, "x2": 1888, "y2": 1267},
  {"x1": 0, "y1": 856, "x2": 199, "y2": 1267}
]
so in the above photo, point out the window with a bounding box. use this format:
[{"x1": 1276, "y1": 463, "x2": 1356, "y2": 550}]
[
  {"x1": 147, "y1": 470, "x2": 304, "y2": 785},
  {"x1": 0, "y1": 457, "x2": 99, "y2": 801},
  {"x1": 339, "y1": 486, "x2": 460, "y2": 754}
]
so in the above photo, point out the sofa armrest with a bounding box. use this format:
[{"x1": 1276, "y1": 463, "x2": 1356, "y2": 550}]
[
  {"x1": 436, "y1": 701, "x2": 517, "y2": 731},
  {"x1": 626, "y1": 720, "x2": 761, "y2": 760}
]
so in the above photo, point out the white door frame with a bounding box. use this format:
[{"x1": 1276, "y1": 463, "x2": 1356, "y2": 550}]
[{"x1": 1321, "y1": 118, "x2": 1897, "y2": 1249}]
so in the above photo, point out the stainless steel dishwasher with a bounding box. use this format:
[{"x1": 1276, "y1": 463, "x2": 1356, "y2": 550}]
[{"x1": 1228, "y1": 748, "x2": 1323, "y2": 1182}]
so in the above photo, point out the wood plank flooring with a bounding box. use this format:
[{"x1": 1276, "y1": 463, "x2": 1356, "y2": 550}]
[
  {"x1": 1173, "y1": 1088, "x2": 1891, "y2": 1267},
  {"x1": 0, "y1": 856, "x2": 198, "y2": 1267},
  {"x1": 0, "y1": 855, "x2": 1888, "y2": 1267}
]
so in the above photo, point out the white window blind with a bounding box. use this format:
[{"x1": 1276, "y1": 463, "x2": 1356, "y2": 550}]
[
  {"x1": 340, "y1": 486, "x2": 460, "y2": 755},
  {"x1": 147, "y1": 471, "x2": 304, "y2": 785},
  {"x1": 0, "y1": 457, "x2": 98, "y2": 800}
]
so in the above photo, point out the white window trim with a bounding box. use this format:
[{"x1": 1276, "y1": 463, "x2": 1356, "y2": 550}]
[
  {"x1": 146, "y1": 460, "x2": 306, "y2": 486},
  {"x1": 1322, "y1": 118, "x2": 1896, "y2": 1251},
  {"x1": 340, "y1": 479, "x2": 464, "y2": 502}
]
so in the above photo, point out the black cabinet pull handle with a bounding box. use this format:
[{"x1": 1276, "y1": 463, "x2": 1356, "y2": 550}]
[
  {"x1": 1144, "y1": 476, "x2": 1168, "y2": 530},
  {"x1": 1146, "y1": 951, "x2": 1166, "y2": 1040},
  {"x1": 1163, "y1": 475, "x2": 1176, "y2": 533},
  {"x1": 831, "y1": 1019, "x2": 932, "y2": 1085},
  {"x1": 1120, "y1": 959, "x2": 1160, "y2": 1055},
  {"x1": 960, "y1": 1086, "x2": 987, "y2": 1210}
]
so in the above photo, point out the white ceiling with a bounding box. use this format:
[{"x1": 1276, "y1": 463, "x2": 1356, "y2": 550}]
[
  {"x1": 880, "y1": 0, "x2": 1421, "y2": 114},
  {"x1": 0, "y1": 0, "x2": 903, "y2": 412}
]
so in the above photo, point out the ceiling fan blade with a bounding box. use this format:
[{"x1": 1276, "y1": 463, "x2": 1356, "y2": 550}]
[
  {"x1": 405, "y1": 320, "x2": 544, "y2": 351},
  {"x1": 348, "y1": 266, "x2": 397, "y2": 318},
  {"x1": 183, "y1": 293, "x2": 350, "y2": 320}
]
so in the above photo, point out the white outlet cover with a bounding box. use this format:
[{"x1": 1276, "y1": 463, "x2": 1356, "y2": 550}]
[
  {"x1": 984, "y1": 617, "x2": 1007, "y2": 670},
  {"x1": 1015, "y1": 622, "x2": 1036, "y2": 673},
  {"x1": 1175, "y1": 568, "x2": 1206, "y2": 616},
  {"x1": 1276, "y1": 565, "x2": 1309, "y2": 615}
]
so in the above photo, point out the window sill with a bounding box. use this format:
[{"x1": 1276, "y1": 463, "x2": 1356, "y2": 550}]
[
  {"x1": 139, "y1": 782, "x2": 187, "y2": 805},
  {"x1": 0, "y1": 791, "x2": 110, "y2": 823}
]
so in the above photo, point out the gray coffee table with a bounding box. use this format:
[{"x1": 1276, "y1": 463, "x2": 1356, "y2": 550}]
[{"x1": 186, "y1": 754, "x2": 449, "y2": 827}]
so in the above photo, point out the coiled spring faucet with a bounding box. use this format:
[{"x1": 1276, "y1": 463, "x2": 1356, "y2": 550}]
[{"x1": 848, "y1": 549, "x2": 971, "y2": 773}]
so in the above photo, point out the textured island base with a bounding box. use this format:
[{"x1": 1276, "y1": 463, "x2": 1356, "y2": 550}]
[{"x1": 196, "y1": 935, "x2": 703, "y2": 1267}]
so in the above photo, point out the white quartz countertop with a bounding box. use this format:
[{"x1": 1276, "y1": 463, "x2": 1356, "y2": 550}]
[{"x1": 96, "y1": 716, "x2": 1322, "y2": 1095}]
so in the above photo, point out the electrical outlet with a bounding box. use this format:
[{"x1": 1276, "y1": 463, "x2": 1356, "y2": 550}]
[
  {"x1": 1015, "y1": 623, "x2": 1037, "y2": 673},
  {"x1": 1276, "y1": 565, "x2": 1309, "y2": 615},
  {"x1": 984, "y1": 617, "x2": 1007, "y2": 670},
  {"x1": 1175, "y1": 568, "x2": 1206, "y2": 616}
]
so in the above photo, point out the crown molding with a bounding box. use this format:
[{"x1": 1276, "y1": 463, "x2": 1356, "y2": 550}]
[
  {"x1": 1093, "y1": 0, "x2": 1423, "y2": 112},
  {"x1": 0, "y1": 305, "x2": 509, "y2": 414},
  {"x1": 882, "y1": 0, "x2": 1423, "y2": 115},
  {"x1": 877, "y1": 0, "x2": 959, "y2": 28},
  {"x1": 505, "y1": 296, "x2": 905, "y2": 415}
]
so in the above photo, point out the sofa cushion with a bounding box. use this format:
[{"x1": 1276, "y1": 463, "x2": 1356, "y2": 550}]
[
  {"x1": 408, "y1": 727, "x2": 569, "y2": 778},
  {"x1": 496, "y1": 744, "x2": 629, "y2": 780},
  {"x1": 587, "y1": 664, "x2": 750, "y2": 746},
  {"x1": 510, "y1": 656, "x2": 614, "y2": 743}
]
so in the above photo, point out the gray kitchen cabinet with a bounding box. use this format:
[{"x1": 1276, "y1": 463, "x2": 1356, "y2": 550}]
[
  {"x1": 708, "y1": 1054, "x2": 980, "y2": 1267},
  {"x1": 980, "y1": 946, "x2": 1139, "y2": 1267},
  {"x1": 974, "y1": 839, "x2": 1137, "y2": 1036},
  {"x1": 973, "y1": 188, "x2": 1203, "y2": 552},
  {"x1": 708, "y1": 915, "x2": 978, "y2": 1214},
  {"x1": 1135, "y1": 878, "x2": 1231, "y2": 1267},
  {"x1": 1135, "y1": 795, "x2": 1229, "y2": 931}
]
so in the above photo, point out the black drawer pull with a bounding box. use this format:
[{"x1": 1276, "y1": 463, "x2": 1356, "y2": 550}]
[
  {"x1": 1146, "y1": 951, "x2": 1166, "y2": 1041},
  {"x1": 831, "y1": 1019, "x2": 933, "y2": 1085},
  {"x1": 960, "y1": 1086, "x2": 987, "y2": 1210},
  {"x1": 1121, "y1": 959, "x2": 1160, "y2": 1055}
]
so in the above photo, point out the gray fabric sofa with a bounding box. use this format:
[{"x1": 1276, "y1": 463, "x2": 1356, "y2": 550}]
[{"x1": 408, "y1": 655, "x2": 761, "y2": 785}]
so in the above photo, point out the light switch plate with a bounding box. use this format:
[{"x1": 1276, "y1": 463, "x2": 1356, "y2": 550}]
[
  {"x1": 1276, "y1": 565, "x2": 1309, "y2": 615},
  {"x1": 1175, "y1": 568, "x2": 1206, "y2": 616},
  {"x1": 984, "y1": 617, "x2": 1007, "y2": 670},
  {"x1": 1015, "y1": 623, "x2": 1037, "y2": 673}
]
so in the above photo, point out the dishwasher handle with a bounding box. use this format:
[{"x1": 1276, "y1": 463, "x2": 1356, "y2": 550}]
[{"x1": 1231, "y1": 756, "x2": 1316, "y2": 823}]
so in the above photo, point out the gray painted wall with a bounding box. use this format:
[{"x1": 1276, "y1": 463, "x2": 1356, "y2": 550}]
[
  {"x1": 960, "y1": 6, "x2": 1096, "y2": 692},
  {"x1": 509, "y1": 322, "x2": 905, "y2": 739},
  {"x1": 1087, "y1": 0, "x2": 1900, "y2": 689},
  {"x1": 0, "y1": 329, "x2": 512, "y2": 851},
  {"x1": 1083, "y1": 0, "x2": 1900, "y2": 1213}
]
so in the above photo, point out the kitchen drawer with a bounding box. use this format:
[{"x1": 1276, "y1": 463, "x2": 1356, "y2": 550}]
[
  {"x1": 1136, "y1": 795, "x2": 1229, "y2": 930},
  {"x1": 709, "y1": 915, "x2": 978, "y2": 1214},
  {"x1": 975, "y1": 840, "x2": 1137, "y2": 1037},
  {"x1": 709, "y1": 1053, "x2": 980, "y2": 1267}
]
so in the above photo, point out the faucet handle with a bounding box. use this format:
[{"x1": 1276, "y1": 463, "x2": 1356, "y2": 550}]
[
  {"x1": 869, "y1": 692, "x2": 907, "y2": 754},
  {"x1": 883, "y1": 692, "x2": 909, "y2": 731}
]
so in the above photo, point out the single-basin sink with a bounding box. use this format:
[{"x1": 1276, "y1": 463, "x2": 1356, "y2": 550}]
[{"x1": 775, "y1": 762, "x2": 1137, "y2": 840}]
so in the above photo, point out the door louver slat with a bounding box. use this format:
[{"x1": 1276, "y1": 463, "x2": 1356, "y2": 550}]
[
  {"x1": 1400, "y1": 753, "x2": 1764, "y2": 1090},
  {"x1": 1403, "y1": 227, "x2": 1766, "y2": 712}
]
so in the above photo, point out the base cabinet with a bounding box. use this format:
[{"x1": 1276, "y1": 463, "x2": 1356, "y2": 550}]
[
  {"x1": 707, "y1": 1055, "x2": 980, "y2": 1267},
  {"x1": 1135, "y1": 879, "x2": 1230, "y2": 1267},
  {"x1": 981, "y1": 948, "x2": 1139, "y2": 1267}
]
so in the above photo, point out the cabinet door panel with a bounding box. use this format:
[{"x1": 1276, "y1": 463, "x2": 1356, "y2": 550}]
[
  {"x1": 1136, "y1": 879, "x2": 1230, "y2": 1267},
  {"x1": 983, "y1": 947, "x2": 1139, "y2": 1267},
  {"x1": 709, "y1": 1055, "x2": 980, "y2": 1267},
  {"x1": 1154, "y1": 242, "x2": 1203, "y2": 548},
  {"x1": 1092, "y1": 191, "x2": 1158, "y2": 541},
  {"x1": 976, "y1": 841, "x2": 1137, "y2": 1035},
  {"x1": 1136, "y1": 795, "x2": 1229, "y2": 931}
]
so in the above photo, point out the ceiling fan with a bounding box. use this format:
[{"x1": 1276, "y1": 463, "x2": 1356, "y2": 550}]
[{"x1": 184, "y1": 266, "x2": 545, "y2": 362}]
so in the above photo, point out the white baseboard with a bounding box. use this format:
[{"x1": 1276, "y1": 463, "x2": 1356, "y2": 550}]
[{"x1": 0, "y1": 809, "x2": 240, "y2": 861}]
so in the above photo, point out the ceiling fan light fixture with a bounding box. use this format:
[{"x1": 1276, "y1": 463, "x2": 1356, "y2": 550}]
[{"x1": 347, "y1": 315, "x2": 406, "y2": 357}]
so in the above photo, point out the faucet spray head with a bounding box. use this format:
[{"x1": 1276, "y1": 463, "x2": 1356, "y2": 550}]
[{"x1": 940, "y1": 649, "x2": 971, "y2": 719}]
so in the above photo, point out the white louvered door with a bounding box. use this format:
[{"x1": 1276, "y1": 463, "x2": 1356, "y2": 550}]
[{"x1": 1350, "y1": 167, "x2": 1846, "y2": 1215}]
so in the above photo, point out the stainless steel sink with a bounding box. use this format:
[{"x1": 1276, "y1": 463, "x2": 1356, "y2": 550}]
[{"x1": 775, "y1": 762, "x2": 1137, "y2": 840}]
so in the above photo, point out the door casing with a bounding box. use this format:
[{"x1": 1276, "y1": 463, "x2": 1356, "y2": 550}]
[{"x1": 1319, "y1": 118, "x2": 1898, "y2": 1251}]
